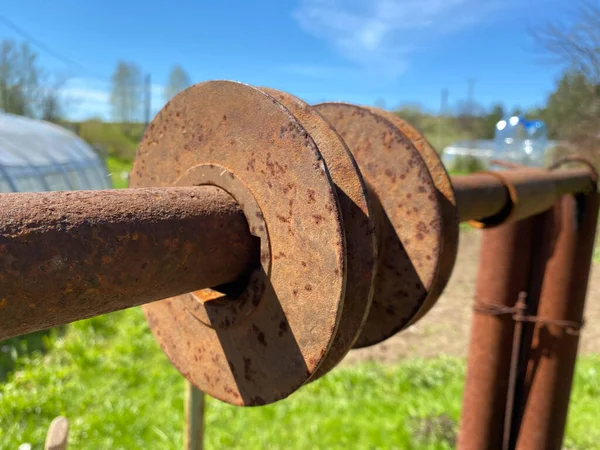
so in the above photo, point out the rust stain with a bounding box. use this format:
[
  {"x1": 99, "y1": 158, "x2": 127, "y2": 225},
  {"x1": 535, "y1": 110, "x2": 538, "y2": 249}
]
[{"x1": 130, "y1": 81, "x2": 346, "y2": 406}]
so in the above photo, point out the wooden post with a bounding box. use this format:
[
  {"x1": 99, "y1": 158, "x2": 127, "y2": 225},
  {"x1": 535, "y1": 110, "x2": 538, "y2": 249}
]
[{"x1": 45, "y1": 416, "x2": 69, "y2": 450}]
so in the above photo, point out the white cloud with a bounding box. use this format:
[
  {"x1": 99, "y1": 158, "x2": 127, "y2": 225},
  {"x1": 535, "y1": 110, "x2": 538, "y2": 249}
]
[
  {"x1": 293, "y1": 0, "x2": 502, "y2": 76},
  {"x1": 59, "y1": 78, "x2": 166, "y2": 121}
]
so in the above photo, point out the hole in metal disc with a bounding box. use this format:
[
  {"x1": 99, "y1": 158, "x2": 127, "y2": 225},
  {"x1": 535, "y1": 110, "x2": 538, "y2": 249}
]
[{"x1": 200, "y1": 235, "x2": 261, "y2": 303}]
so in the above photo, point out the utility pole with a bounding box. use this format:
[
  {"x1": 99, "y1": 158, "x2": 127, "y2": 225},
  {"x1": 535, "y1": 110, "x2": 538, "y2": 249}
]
[
  {"x1": 437, "y1": 88, "x2": 449, "y2": 150},
  {"x1": 144, "y1": 73, "x2": 151, "y2": 128},
  {"x1": 467, "y1": 79, "x2": 476, "y2": 150}
]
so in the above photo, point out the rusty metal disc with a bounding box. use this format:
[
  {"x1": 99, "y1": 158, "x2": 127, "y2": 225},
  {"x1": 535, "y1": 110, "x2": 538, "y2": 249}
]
[
  {"x1": 364, "y1": 108, "x2": 459, "y2": 326},
  {"x1": 130, "y1": 81, "x2": 347, "y2": 406},
  {"x1": 315, "y1": 103, "x2": 443, "y2": 348},
  {"x1": 258, "y1": 88, "x2": 377, "y2": 379}
]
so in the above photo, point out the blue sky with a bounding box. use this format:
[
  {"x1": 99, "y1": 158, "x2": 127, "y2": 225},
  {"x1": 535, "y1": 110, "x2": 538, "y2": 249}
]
[{"x1": 1, "y1": 0, "x2": 572, "y2": 121}]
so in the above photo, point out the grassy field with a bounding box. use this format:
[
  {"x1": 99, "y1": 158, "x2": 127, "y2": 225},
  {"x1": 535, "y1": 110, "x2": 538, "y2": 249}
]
[
  {"x1": 75, "y1": 120, "x2": 144, "y2": 162},
  {"x1": 105, "y1": 156, "x2": 131, "y2": 189},
  {"x1": 2, "y1": 308, "x2": 600, "y2": 449}
]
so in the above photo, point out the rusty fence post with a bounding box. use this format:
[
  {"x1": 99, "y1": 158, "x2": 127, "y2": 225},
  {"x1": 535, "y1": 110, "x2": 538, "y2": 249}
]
[
  {"x1": 185, "y1": 382, "x2": 205, "y2": 450},
  {"x1": 515, "y1": 193, "x2": 599, "y2": 450},
  {"x1": 457, "y1": 218, "x2": 537, "y2": 449}
]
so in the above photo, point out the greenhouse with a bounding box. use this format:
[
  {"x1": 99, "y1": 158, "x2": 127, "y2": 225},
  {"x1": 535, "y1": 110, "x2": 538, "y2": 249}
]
[{"x1": 0, "y1": 112, "x2": 111, "y2": 193}]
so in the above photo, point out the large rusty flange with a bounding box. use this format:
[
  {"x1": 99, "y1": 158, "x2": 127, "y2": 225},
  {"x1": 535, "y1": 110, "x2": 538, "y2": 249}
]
[
  {"x1": 130, "y1": 81, "x2": 348, "y2": 406},
  {"x1": 257, "y1": 88, "x2": 377, "y2": 379},
  {"x1": 315, "y1": 103, "x2": 458, "y2": 348},
  {"x1": 364, "y1": 108, "x2": 459, "y2": 327}
]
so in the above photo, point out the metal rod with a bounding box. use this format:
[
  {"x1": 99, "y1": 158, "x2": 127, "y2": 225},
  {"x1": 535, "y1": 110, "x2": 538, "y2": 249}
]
[
  {"x1": 0, "y1": 186, "x2": 259, "y2": 340},
  {"x1": 452, "y1": 168, "x2": 595, "y2": 224},
  {"x1": 458, "y1": 217, "x2": 539, "y2": 450},
  {"x1": 502, "y1": 292, "x2": 527, "y2": 450},
  {"x1": 185, "y1": 382, "x2": 205, "y2": 450},
  {"x1": 515, "y1": 193, "x2": 599, "y2": 450},
  {"x1": 452, "y1": 173, "x2": 510, "y2": 222},
  {"x1": 0, "y1": 167, "x2": 594, "y2": 342}
]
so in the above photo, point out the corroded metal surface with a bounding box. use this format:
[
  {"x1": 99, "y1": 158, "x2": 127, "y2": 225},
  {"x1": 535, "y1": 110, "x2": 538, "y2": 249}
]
[
  {"x1": 315, "y1": 103, "x2": 443, "y2": 347},
  {"x1": 516, "y1": 193, "x2": 599, "y2": 450},
  {"x1": 130, "y1": 81, "x2": 347, "y2": 406},
  {"x1": 366, "y1": 109, "x2": 459, "y2": 326},
  {"x1": 452, "y1": 174, "x2": 511, "y2": 223},
  {"x1": 174, "y1": 164, "x2": 270, "y2": 330},
  {"x1": 259, "y1": 88, "x2": 377, "y2": 379},
  {"x1": 459, "y1": 168, "x2": 595, "y2": 227},
  {"x1": 457, "y1": 216, "x2": 542, "y2": 450},
  {"x1": 0, "y1": 186, "x2": 256, "y2": 340}
]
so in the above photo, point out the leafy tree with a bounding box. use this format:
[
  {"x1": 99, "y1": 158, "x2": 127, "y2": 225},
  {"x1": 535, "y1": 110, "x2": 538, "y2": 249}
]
[
  {"x1": 110, "y1": 61, "x2": 142, "y2": 129},
  {"x1": 533, "y1": 1, "x2": 600, "y2": 84},
  {"x1": 0, "y1": 40, "x2": 44, "y2": 117},
  {"x1": 395, "y1": 106, "x2": 428, "y2": 132},
  {"x1": 40, "y1": 88, "x2": 62, "y2": 123},
  {"x1": 164, "y1": 65, "x2": 191, "y2": 102},
  {"x1": 481, "y1": 104, "x2": 505, "y2": 139},
  {"x1": 533, "y1": 1, "x2": 600, "y2": 164},
  {"x1": 544, "y1": 71, "x2": 595, "y2": 139}
]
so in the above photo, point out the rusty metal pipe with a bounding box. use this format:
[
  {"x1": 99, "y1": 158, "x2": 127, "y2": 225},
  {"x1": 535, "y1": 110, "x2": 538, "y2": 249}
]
[
  {"x1": 516, "y1": 193, "x2": 599, "y2": 450},
  {"x1": 452, "y1": 173, "x2": 510, "y2": 222},
  {"x1": 452, "y1": 168, "x2": 595, "y2": 225},
  {"x1": 0, "y1": 186, "x2": 259, "y2": 340},
  {"x1": 0, "y1": 167, "x2": 595, "y2": 344},
  {"x1": 458, "y1": 217, "x2": 540, "y2": 450}
]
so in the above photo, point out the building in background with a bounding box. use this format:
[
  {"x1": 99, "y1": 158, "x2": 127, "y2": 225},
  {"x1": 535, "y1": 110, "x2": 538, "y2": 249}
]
[{"x1": 0, "y1": 113, "x2": 110, "y2": 192}]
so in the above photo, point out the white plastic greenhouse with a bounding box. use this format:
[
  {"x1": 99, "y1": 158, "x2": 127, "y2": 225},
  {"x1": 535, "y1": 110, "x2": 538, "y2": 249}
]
[{"x1": 0, "y1": 112, "x2": 111, "y2": 193}]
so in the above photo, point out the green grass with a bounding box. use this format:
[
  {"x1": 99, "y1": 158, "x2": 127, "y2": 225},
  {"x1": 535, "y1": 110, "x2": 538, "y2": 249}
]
[
  {"x1": 1, "y1": 308, "x2": 600, "y2": 449},
  {"x1": 106, "y1": 156, "x2": 132, "y2": 189},
  {"x1": 77, "y1": 120, "x2": 144, "y2": 161},
  {"x1": 0, "y1": 308, "x2": 462, "y2": 449}
]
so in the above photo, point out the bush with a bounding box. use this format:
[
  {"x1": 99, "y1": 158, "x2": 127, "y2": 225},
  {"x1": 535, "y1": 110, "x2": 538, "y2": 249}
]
[{"x1": 449, "y1": 155, "x2": 487, "y2": 175}]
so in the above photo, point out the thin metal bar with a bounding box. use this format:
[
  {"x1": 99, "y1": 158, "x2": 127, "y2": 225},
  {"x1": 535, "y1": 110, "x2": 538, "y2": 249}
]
[
  {"x1": 502, "y1": 292, "x2": 527, "y2": 450},
  {"x1": 185, "y1": 383, "x2": 205, "y2": 450},
  {"x1": 0, "y1": 186, "x2": 259, "y2": 340}
]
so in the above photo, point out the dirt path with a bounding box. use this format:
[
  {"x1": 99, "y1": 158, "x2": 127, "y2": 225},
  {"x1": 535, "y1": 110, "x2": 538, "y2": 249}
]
[{"x1": 344, "y1": 229, "x2": 600, "y2": 365}]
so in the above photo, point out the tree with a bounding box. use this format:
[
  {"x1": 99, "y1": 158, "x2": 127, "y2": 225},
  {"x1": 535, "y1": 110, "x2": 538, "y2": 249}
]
[
  {"x1": 395, "y1": 105, "x2": 427, "y2": 132},
  {"x1": 40, "y1": 88, "x2": 62, "y2": 123},
  {"x1": 0, "y1": 40, "x2": 42, "y2": 117},
  {"x1": 481, "y1": 104, "x2": 505, "y2": 139},
  {"x1": 533, "y1": 1, "x2": 600, "y2": 84},
  {"x1": 110, "y1": 61, "x2": 142, "y2": 128},
  {"x1": 544, "y1": 71, "x2": 595, "y2": 139},
  {"x1": 533, "y1": 1, "x2": 600, "y2": 164},
  {"x1": 164, "y1": 65, "x2": 191, "y2": 102}
]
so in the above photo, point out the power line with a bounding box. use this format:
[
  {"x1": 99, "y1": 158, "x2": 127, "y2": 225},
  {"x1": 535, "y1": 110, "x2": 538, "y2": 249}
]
[{"x1": 0, "y1": 13, "x2": 108, "y2": 81}]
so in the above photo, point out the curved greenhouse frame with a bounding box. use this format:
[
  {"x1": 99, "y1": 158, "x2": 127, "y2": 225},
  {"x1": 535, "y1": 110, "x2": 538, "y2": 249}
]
[{"x1": 0, "y1": 113, "x2": 111, "y2": 193}]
